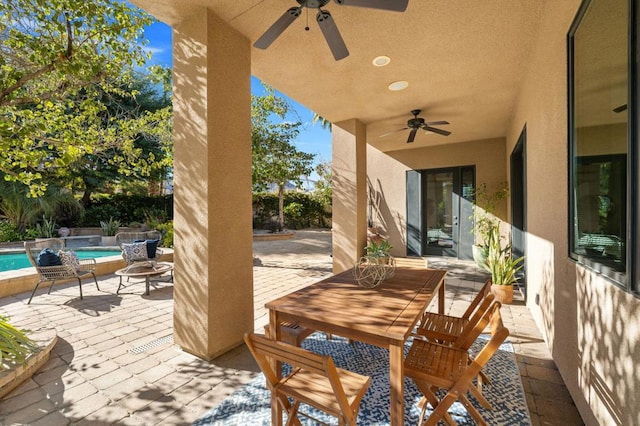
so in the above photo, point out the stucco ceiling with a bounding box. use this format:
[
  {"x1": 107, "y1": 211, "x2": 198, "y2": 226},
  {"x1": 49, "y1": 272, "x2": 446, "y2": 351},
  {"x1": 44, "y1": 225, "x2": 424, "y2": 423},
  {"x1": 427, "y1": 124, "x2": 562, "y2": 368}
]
[{"x1": 131, "y1": 0, "x2": 547, "y2": 152}]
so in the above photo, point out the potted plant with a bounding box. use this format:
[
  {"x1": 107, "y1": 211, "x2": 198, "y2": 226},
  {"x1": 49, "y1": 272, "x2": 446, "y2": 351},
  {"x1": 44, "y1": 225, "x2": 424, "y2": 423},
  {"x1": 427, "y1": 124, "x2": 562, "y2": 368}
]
[
  {"x1": 365, "y1": 239, "x2": 393, "y2": 262},
  {"x1": 470, "y1": 183, "x2": 509, "y2": 269},
  {"x1": 482, "y1": 229, "x2": 525, "y2": 304},
  {"x1": 100, "y1": 217, "x2": 121, "y2": 246}
]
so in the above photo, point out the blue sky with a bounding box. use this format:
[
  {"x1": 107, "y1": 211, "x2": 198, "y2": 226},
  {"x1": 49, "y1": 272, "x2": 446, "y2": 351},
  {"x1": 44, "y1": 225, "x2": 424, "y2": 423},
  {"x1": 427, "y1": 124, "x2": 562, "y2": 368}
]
[{"x1": 142, "y1": 21, "x2": 333, "y2": 179}]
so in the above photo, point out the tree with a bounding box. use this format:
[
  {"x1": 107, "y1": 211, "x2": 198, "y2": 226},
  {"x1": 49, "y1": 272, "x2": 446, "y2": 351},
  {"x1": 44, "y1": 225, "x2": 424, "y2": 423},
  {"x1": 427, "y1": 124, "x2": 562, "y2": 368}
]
[
  {"x1": 252, "y1": 85, "x2": 315, "y2": 231},
  {"x1": 312, "y1": 113, "x2": 332, "y2": 131},
  {"x1": 0, "y1": 0, "x2": 171, "y2": 196}
]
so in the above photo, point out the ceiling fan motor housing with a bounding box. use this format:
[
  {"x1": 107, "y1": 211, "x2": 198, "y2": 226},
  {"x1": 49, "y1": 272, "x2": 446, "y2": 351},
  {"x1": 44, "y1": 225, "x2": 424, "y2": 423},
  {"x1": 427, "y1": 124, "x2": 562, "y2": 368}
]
[
  {"x1": 298, "y1": 0, "x2": 331, "y2": 8},
  {"x1": 408, "y1": 117, "x2": 425, "y2": 128}
]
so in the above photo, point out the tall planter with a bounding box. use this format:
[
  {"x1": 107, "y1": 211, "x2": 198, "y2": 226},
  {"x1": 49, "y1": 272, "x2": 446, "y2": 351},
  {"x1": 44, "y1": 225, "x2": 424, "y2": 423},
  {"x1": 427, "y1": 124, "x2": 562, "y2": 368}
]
[{"x1": 490, "y1": 284, "x2": 513, "y2": 304}]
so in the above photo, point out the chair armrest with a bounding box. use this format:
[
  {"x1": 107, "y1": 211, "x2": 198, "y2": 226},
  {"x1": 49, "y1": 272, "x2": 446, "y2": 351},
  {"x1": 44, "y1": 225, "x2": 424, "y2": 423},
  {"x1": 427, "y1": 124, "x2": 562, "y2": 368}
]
[
  {"x1": 36, "y1": 265, "x2": 78, "y2": 280},
  {"x1": 78, "y1": 258, "x2": 97, "y2": 272}
]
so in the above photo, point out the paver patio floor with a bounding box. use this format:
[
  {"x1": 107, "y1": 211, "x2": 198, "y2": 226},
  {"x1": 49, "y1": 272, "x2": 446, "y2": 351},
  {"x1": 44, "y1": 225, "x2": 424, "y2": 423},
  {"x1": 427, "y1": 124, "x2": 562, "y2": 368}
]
[{"x1": 0, "y1": 230, "x2": 583, "y2": 425}]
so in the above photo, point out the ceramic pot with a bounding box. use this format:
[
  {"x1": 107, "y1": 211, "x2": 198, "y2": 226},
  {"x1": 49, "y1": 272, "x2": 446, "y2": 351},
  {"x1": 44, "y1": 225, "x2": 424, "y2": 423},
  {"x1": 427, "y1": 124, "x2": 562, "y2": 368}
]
[{"x1": 490, "y1": 284, "x2": 514, "y2": 304}]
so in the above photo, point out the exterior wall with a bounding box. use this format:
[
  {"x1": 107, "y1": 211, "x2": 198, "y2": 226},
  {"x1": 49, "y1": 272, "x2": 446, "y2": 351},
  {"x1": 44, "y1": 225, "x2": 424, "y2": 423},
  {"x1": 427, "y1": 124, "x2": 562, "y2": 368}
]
[
  {"x1": 332, "y1": 120, "x2": 368, "y2": 273},
  {"x1": 172, "y1": 9, "x2": 254, "y2": 360},
  {"x1": 506, "y1": 1, "x2": 640, "y2": 424},
  {"x1": 366, "y1": 138, "x2": 507, "y2": 257}
]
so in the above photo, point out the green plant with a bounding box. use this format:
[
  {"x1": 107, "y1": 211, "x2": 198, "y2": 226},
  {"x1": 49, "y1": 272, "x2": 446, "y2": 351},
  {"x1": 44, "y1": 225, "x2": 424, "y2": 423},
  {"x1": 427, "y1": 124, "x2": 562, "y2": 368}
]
[
  {"x1": 471, "y1": 182, "x2": 509, "y2": 266},
  {"x1": 0, "y1": 220, "x2": 23, "y2": 243},
  {"x1": 483, "y1": 230, "x2": 525, "y2": 285},
  {"x1": 365, "y1": 239, "x2": 393, "y2": 258},
  {"x1": 156, "y1": 221, "x2": 174, "y2": 248},
  {"x1": 0, "y1": 315, "x2": 38, "y2": 367},
  {"x1": 100, "y1": 217, "x2": 121, "y2": 236},
  {"x1": 33, "y1": 216, "x2": 57, "y2": 238}
]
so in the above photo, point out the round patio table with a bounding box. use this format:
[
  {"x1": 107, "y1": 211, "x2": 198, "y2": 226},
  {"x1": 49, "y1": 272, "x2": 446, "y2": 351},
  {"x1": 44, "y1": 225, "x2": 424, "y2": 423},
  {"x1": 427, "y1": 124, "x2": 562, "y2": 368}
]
[{"x1": 115, "y1": 262, "x2": 173, "y2": 295}]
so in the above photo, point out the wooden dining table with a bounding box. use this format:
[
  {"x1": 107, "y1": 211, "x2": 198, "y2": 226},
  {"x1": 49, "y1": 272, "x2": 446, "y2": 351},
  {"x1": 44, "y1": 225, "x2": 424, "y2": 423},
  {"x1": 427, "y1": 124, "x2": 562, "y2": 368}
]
[{"x1": 266, "y1": 261, "x2": 447, "y2": 426}]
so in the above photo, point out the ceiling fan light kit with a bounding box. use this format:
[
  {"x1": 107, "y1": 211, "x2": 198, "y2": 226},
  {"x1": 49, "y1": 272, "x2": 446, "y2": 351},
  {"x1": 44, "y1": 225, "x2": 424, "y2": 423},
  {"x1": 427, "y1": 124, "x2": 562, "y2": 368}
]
[{"x1": 253, "y1": 0, "x2": 409, "y2": 60}]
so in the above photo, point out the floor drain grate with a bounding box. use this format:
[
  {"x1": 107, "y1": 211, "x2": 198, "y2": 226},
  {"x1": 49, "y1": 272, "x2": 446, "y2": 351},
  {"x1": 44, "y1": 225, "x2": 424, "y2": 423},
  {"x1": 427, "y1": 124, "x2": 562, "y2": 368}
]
[{"x1": 129, "y1": 334, "x2": 174, "y2": 354}]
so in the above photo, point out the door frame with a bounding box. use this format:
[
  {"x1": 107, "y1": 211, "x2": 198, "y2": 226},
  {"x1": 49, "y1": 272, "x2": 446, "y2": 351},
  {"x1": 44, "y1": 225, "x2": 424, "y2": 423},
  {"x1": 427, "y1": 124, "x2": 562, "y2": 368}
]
[
  {"x1": 406, "y1": 166, "x2": 475, "y2": 259},
  {"x1": 510, "y1": 126, "x2": 527, "y2": 298}
]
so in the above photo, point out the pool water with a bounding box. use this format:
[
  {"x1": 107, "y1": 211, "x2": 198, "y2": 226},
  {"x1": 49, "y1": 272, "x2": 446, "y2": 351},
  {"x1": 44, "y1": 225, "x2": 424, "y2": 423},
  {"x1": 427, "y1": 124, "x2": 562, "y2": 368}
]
[{"x1": 0, "y1": 250, "x2": 121, "y2": 272}]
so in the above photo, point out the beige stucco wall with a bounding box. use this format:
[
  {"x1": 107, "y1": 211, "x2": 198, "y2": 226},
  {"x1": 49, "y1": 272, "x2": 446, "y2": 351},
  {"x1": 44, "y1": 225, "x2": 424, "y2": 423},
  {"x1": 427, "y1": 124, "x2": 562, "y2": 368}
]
[
  {"x1": 506, "y1": 1, "x2": 640, "y2": 424},
  {"x1": 172, "y1": 9, "x2": 254, "y2": 360},
  {"x1": 366, "y1": 138, "x2": 507, "y2": 257}
]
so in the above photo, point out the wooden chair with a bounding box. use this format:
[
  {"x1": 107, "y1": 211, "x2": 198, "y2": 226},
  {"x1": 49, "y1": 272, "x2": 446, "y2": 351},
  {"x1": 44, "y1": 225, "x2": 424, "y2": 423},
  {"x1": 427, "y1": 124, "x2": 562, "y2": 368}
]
[
  {"x1": 404, "y1": 303, "x2": 509, "y2": 425},
  {"x1": 244, "y1": 332, "x2": 371, "y2": 426},
  {"x1": 416, "y1": 279, "x2": 493, "y2": 344},
  {"x1": 24, "y1": 238, "x2": 99, "y2": 304}
]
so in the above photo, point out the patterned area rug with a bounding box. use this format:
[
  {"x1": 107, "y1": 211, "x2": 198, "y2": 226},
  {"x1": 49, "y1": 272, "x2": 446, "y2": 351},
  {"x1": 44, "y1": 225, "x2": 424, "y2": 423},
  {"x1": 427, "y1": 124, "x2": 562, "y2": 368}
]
[{"x1": 195, "y1": 333, "x2": 530, "y2": 425}]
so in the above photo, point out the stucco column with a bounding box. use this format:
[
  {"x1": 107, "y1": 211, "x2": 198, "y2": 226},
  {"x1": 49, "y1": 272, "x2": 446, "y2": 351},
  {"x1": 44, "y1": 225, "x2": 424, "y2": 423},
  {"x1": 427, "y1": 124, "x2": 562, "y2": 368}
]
[
  {"x1": 332, "y1": 119, "x2": 368, "y2": 273},
  {"x1": 172, "y1": 9, "x2": 253, "y2": 359}
]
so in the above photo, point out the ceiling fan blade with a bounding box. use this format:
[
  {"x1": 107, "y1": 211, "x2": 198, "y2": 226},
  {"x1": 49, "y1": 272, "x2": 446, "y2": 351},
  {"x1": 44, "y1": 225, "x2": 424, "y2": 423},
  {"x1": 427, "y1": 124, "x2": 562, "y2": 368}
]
[
  {"x1": 253, "y1": 7, "x2": 302, "y2": 49},
  {"x1": 423, "y1": 125, "x2": 452, "y2": 136},
  {"x1": 379, "y1": 127, "x2": 409, "y2": 137},
  {"x1": 426, "y1": 120, "x2": 450, "y2": 126},
  {"x1": 333, "y1": 0, "x2": 409, "y2": 12},
  {"x1": 316, "y1": 10, "x2": 349, "y2": 60},
  {"x1": 407, "y1": 127, "x2": 418, "y2": 143},
  {"x1": 613, "y1": 104, "x2": 627, "y2": 113}
]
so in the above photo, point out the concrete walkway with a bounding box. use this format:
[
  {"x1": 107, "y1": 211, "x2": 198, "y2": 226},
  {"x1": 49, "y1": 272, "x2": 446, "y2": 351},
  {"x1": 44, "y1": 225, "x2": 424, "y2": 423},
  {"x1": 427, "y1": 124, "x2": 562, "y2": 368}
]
[{"x1": 0, "y1": 229, "x2": 583, "y2": 425}]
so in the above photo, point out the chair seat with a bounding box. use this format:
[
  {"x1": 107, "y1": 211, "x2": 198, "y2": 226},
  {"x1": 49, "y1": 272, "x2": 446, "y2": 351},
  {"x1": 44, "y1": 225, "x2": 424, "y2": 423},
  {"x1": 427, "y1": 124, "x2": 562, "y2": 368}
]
[{"x1": 279, "y1": 367, "x2": 370, "y2": 417}]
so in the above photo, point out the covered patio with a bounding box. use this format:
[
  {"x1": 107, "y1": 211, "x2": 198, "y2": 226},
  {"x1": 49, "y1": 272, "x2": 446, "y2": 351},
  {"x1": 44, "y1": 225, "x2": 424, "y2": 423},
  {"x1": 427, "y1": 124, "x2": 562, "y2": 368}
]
[{"x1": 0, "y1": 230, "x2": 581, "y2": 424}]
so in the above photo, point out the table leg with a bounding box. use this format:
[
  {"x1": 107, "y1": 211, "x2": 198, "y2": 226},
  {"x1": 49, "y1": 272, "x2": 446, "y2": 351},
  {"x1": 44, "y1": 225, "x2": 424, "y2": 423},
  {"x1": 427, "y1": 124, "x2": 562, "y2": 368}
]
[
  {"x1": 389, "y1": 341, "x2": 405, "y2": 426},
  {"x1": 145, "y1": 276, "x2": 150, "y2": 295},
  {"x1": 438, "y1": 278, "x2": 445, "y2": 314},
  {"x1": 268, "y1": 310, "x2": 283, "y2": 426}
]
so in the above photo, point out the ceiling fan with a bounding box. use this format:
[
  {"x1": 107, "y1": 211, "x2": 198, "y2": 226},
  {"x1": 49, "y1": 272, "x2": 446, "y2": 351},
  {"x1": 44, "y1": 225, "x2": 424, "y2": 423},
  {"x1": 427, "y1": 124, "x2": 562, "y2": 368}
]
[
  {"x1": 380, "y1": 109, "x2": 451, "y2": 143},
  {"x1": 253, "y1": 0, "x2": 409, "y2": 61}
]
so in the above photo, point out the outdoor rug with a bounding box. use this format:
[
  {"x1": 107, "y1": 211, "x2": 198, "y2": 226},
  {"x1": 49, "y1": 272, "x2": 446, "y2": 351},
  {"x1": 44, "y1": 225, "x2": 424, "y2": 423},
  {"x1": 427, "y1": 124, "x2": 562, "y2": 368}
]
[{"x1": 195, "y1": 333, "x2": 530, "y2": 425}]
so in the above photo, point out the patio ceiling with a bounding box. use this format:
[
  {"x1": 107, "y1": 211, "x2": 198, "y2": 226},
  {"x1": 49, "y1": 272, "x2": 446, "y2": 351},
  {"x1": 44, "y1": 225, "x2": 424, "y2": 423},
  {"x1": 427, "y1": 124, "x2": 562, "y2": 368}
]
[{"x1": 131, "y1": 0, "x2": 546, "y2": 152}]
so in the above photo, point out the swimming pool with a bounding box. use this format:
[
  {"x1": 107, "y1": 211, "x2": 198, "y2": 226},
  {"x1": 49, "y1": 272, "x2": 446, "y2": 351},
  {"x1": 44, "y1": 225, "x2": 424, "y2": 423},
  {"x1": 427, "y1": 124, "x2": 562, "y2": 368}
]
[{"x1": 0, "y1": 250, "x2": 122, "y2": 272}]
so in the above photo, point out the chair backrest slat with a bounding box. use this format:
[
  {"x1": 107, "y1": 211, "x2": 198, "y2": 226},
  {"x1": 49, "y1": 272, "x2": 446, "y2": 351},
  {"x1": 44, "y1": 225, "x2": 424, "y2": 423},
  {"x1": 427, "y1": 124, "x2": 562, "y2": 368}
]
[
  {"x1": 461, "y1": 279, "x2": 492, "y2": 320},
  {"x1": 454, "y1": 301, "x2": 501, "y2": 350},
  {"x1": 246, "y1": 333, "x2": 328, "y2": 379}
]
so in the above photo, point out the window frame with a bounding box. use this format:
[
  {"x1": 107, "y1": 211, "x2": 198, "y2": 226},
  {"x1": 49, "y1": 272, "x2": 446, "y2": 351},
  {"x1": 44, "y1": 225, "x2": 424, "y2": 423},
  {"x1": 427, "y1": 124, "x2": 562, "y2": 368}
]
[{"x1": 567, "y1": 0, "x2": 639, "y2": 295}]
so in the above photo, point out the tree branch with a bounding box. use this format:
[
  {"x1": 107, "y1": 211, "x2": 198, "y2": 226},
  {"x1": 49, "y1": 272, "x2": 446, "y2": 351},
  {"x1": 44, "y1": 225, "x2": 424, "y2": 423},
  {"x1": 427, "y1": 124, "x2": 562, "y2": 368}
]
[{"x1": 0, "y1": 11, "x2": 74, "y2": 106}]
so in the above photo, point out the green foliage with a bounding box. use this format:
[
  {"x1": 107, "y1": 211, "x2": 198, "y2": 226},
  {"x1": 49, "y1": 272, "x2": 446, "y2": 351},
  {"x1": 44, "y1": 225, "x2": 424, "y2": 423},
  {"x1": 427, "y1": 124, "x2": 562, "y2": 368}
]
[
  {"x1": 365, "y1": 239, "x2": 393, "y2": 258},
  {"x1": 253, "y1": 192, "x2": 330, "y2": 229},
  {"x1": 0, "y1": 0, "x2": 172, "y2": 196},
  {"x1": 471, "y1": 182, "x2": 509, "y2": 260},
  {"x1": 33, "y1": 216, "x2": 57, "y2": 238},
  {"x1": 79, "y1": 194, "x2": 173, "y2": 226},
  {"x1": 251, "y1": 84, "x2": 315, "y2": 230},
  {"x1": 99, "y1": 217, "x2": 120, "y2": 236},
  {"x1": 155, "y1": 220, "x2": 173, "y2": 248},
  {"x1": 0, "y1": 220, "x2": 23, "y2": 242},
  {"x1": 0, "y1": 315, "x2": 38, "y2": 367},
  {"x1": 483, "y1": 230, "x2": 525, "y2": 285}
]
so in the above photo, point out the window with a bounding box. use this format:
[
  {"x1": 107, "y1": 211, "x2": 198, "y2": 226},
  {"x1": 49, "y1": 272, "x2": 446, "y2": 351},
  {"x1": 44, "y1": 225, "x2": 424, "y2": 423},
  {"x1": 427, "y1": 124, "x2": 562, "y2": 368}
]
[{"x1": 569, "y1": 0, "x2": 635, "y2": 290}]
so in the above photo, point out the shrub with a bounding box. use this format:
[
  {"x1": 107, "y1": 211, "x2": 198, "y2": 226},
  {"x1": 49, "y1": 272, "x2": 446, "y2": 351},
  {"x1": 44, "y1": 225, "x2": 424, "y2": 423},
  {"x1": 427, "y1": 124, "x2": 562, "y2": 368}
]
[
  {"x1": 0, "y1": 220, "x2": 23, "y2": 243},
  {"x1": 156, "y1": 221, "x2": 173, "y2": 248}
]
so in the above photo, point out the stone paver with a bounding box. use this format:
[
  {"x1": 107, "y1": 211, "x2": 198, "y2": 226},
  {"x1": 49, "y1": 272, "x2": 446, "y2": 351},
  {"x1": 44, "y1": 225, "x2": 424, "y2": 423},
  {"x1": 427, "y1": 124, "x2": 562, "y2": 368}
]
[{"x1": 0, "y1": 229, "x2": 583, "y2": 425}]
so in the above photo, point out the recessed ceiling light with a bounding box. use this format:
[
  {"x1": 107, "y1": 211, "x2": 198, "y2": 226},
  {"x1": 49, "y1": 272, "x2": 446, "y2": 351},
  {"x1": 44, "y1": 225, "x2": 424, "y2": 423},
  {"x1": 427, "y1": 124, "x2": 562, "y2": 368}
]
[
  {"x1": 372, "y1": 56, "x2": 390, "y2": 67},
  {"x1": 388, "y1": 80, "x2": 409, "y2": 91}
]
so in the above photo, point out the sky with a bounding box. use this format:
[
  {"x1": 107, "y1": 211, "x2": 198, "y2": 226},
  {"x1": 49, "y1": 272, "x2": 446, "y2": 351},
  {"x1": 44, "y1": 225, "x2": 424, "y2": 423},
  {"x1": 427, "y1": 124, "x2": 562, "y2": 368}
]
[{"x1": 142, "y1": 21, "x2": 333, "y2": 184}]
